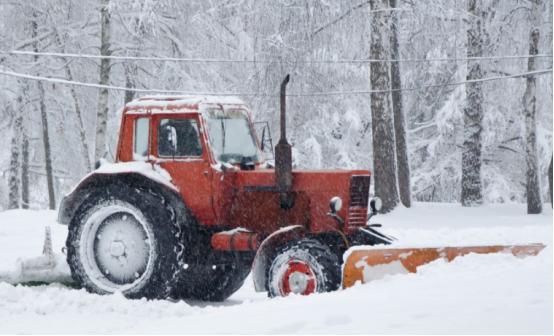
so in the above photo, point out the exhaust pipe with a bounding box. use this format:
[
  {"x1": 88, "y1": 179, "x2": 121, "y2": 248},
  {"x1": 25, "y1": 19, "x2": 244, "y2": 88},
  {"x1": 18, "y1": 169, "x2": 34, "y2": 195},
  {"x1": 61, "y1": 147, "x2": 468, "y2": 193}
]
[{"x1": 275, "y1": 74, "x2": 294, "y2": 209}]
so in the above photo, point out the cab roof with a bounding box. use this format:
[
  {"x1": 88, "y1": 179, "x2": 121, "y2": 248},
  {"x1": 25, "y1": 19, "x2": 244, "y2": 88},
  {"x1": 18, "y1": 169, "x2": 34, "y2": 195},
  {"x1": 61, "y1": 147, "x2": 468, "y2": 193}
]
[{"x1": 124, "y1": 95, "x2": 247, "y2": 115}]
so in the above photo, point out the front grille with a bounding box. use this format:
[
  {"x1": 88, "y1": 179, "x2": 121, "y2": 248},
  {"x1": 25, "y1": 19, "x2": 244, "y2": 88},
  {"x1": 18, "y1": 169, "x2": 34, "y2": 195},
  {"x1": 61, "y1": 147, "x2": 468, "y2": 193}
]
[{"x1": 348, "y1": 175, "x2": 370, "y2": 227}]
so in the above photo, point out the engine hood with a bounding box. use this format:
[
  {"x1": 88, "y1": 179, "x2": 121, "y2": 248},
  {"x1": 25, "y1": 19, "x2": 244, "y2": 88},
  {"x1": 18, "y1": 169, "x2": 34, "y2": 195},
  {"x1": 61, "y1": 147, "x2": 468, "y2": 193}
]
[{"x1": 233, "y1": 168, "x2": 370, "y2": 193}]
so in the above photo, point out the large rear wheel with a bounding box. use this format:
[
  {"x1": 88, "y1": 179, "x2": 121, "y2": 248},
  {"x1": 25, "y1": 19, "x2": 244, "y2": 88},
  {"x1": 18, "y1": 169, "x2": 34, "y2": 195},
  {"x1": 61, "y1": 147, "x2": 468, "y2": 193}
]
[
  {"x1": 266, "y1": 238, "x2": 341, "y2": 297},
  {"x1": 67, "y1": 186, "x2": 184, "y2": 299}
]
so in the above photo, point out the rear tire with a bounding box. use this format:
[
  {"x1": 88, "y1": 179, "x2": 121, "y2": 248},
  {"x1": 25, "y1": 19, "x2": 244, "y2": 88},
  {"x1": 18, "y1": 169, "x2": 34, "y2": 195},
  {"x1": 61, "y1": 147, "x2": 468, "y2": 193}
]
[
  {"x1": 266, "y1": 238, "x2": 341, "y2": 297},
  {"x1": 66, "y1": 185, "x2": 184, "y2": 299}
]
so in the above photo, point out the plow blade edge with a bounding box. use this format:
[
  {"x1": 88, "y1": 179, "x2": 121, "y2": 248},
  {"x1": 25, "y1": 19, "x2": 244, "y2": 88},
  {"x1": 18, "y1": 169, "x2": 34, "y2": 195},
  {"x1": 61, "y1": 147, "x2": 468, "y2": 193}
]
[{"x1": 342, "y1": 243, "x2": 545, "y2": 288}]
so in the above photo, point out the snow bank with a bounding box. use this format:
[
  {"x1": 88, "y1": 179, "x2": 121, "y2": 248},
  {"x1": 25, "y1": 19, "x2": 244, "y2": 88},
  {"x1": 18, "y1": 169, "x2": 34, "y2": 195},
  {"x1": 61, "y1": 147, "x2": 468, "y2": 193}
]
[
  {"x1": 0, "y1": 210, "x2": 71, "y2": 286},
  {"x1": 0, "y1": 203, "x2": 551, "y2": 334}
]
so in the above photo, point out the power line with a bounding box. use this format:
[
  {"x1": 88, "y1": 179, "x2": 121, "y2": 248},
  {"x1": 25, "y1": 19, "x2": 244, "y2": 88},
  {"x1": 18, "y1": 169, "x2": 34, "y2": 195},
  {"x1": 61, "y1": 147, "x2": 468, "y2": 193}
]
[
  {"x1": 1, "y1": 68, "x2": 551, "y2": 96},
  {"x1": 1, "y1": 49, "x2": 552, "y2": 64},
  {"x1": 292, "y1": 69, "x2": 552, "y2": 96},
  {"x1": 0, "y1": 69, "x2": 261, "y2": 95}
]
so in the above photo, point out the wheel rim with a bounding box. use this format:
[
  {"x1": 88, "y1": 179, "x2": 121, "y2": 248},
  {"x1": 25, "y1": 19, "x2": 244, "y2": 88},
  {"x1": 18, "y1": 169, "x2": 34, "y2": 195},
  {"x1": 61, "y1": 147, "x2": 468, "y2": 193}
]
[
  {"x1": 80, "y1": 204, "x2": 155, "y2": 293},
  {"x1": 279, "y1": 259, "x2": 317, "y2": 296}
]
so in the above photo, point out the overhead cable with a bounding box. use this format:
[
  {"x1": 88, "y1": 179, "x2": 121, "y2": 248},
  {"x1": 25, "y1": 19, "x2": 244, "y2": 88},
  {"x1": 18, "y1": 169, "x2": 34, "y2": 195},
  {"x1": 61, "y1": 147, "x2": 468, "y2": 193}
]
[
  {"x1": 1, "y1": 50, "x2": 552, "y2": 64},
  {"x1": 1, "y1": 68, "x2": 550, "y2": 97}
]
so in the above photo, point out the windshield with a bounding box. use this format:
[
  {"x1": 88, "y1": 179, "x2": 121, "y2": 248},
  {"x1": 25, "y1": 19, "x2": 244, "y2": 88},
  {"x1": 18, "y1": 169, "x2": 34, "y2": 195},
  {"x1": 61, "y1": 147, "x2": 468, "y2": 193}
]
[{"x1": 206, "y1": 112, "x2": 260, "y2": 164}]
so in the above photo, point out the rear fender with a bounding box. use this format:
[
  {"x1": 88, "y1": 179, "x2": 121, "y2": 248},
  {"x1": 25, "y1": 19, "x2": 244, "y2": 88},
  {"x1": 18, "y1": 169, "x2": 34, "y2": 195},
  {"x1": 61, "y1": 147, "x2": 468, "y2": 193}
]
[
  {"x1": 251, "y1": 225, "x2": 306, "y2": 292},
  {"x1": 58, "y1": 171, "x2": 180, "y2": 226}
]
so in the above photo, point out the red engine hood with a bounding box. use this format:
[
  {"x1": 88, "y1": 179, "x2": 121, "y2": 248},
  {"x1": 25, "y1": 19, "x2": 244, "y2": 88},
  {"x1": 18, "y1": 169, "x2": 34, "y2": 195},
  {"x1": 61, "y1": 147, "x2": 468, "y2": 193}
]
[
  {"x1": 214, "y1": 168, "x2": 371, "y2": 235},
  {"x1": 233, "y1": 168, "x2": 370, "y2": 193}
]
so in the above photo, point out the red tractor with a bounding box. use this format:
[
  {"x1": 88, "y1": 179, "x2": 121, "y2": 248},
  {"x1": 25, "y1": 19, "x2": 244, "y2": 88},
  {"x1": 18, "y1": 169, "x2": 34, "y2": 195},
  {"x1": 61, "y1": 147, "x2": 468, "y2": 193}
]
[{"x1": 58, "y1": 76, "x2": 391, "y2": 301}]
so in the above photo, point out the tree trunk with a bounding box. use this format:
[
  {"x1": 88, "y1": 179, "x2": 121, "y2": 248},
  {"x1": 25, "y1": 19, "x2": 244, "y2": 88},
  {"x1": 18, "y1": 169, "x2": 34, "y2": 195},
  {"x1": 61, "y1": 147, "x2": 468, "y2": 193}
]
[
  {"x1": 32, "y1": 16, "x2": 56, "y2": 210},
  {"x1": 389, "y1": 0, "x2": 411, "y2": 208},
  {"x1": 124, "y1": 64, "x2": 136, "y2": 105},
  {"x1": 21, "y1": 122, "x2": 29, "y2": 209},
  {"x1": 548, "y1": 156, "x2": 554, "y2": 207},
  {"x1": 369, "y1": 0, "x2": 399, "y2": 213},
  {"x1": 66, "y1": 64, "x2": 93, "y2": 172},
  {"x1": 16, "y1": 93, "x2": 30, "y2": 209},
  {"x1": 95, "y1": 0, "x2": 112, "y2": 162},
  {"x1": 8, "y1": 114, "x2": 21, "y2": 209},
  {"x1": 38, "y1": 81, "x2": 56, "y2": 210},
  {"x1": 523, "y1": 29, "x2": 542, "y2": 214},
  {"x1": 461, "y1": 0, "x2": 484, "y2": 206},
  {"x1": 54, "y1": 33, "x2": 92, "y2": 172}
]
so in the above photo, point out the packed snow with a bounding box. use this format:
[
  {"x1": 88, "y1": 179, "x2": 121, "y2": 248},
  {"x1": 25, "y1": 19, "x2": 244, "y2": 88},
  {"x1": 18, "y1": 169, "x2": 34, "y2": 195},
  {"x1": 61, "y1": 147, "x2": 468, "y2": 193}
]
[{"x1": 0, "y1": 203, "x2": 551, "y2": 334}]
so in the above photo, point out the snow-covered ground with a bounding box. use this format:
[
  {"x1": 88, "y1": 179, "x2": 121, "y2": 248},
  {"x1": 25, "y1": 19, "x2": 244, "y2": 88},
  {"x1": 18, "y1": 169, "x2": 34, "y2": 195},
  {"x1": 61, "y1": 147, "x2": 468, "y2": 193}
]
[{"x1": 0, "y1": 203, "x2": 551, "y2": 334}]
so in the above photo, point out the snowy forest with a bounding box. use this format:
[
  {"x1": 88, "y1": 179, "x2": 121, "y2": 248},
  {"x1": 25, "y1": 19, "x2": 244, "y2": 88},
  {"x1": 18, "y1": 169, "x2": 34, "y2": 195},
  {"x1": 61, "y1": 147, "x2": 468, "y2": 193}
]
[{"x1": 0, "y1": 0, "x2": 552, "y2": 212}]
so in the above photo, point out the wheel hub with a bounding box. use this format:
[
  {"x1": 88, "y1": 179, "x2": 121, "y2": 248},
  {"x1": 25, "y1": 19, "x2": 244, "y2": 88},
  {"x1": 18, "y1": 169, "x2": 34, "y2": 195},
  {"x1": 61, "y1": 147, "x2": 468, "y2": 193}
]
[
  {"x1": 92, "y1": 212, "x2": 151, "y2": 285},
  {"x1": 280, "y1": 260, "x2": 316, "y2": 296},
  {"x1": 288, "y1": 271, "x2": 310, "y2": 294},
  {"x1": 109, "y1": 240, "x2": 126, "y2": 258}
]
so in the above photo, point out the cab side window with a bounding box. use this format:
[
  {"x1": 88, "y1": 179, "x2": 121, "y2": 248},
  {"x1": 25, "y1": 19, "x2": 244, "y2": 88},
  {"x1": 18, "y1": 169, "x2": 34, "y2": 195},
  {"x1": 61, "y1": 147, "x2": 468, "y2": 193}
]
[
  {"x1": 134, "y1": 118, "x2": 150, "y2": 160},
  {"x1": 158, "y1": 119, "x2": 202, "y2": 157}
]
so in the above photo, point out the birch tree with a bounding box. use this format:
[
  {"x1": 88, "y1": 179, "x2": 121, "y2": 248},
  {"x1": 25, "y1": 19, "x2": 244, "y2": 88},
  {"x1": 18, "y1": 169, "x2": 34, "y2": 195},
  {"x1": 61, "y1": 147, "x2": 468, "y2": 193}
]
[
  {"x1": 389, "y1": 0, "x2": 410, "y2": 207},
  {"x1": 50, "y1": 21, "x2": 92, "y2": 172},
  {"x1": 32, "y1": 13, "x2": 56, "y2": 210},
  {"x1": 8, "y1": 108, "x2": 21, "y2": 209},
  {"x1": 95, "y1": 0, "x2": 112, "y2": 162},
  {"x1": 523, "y1": 28, "x2": 542, "y2": 214},
  {"x1": 20, "y1": 108, "x2": 29, "y2": 209},
  {"x1": 547, "y1": 156, "x2": 554, "y2": 207},
  {"x1": 461, "y1": 0, "x2": 484, "y2": 206},
  {"x1": 369, "y1": 0, "x2": 398, "y2": 213}
]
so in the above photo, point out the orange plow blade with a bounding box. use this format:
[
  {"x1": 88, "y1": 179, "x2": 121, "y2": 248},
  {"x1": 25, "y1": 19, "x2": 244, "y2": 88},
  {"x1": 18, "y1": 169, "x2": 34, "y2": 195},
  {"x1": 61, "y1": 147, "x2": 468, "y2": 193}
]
[{"x1": 342, "y1": 243, "x2": 545, "y2": 288}]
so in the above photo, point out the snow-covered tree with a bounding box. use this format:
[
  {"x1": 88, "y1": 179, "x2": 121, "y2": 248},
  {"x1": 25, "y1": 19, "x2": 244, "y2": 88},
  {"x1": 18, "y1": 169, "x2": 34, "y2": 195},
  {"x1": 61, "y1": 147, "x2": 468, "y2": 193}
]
[
  {"x1": 461, "y1": 0, "x2": 485, "y2": 207},
  {"x1": 390, "y1": 0, "x2": 411, "y2": 208},
  {"x1": 369, "y1": 0, "x2": 399, "y2": 213}
]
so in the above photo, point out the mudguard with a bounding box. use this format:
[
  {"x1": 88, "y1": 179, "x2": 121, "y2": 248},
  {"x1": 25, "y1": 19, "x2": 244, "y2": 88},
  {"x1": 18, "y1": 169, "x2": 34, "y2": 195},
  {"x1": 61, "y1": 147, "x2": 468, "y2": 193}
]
[
  {"x1": 251, "y1": 225, "x2": 306, "y2": 292},
  {"x1": 58, "y1": 162, "x2": 180, "y2": 225}
]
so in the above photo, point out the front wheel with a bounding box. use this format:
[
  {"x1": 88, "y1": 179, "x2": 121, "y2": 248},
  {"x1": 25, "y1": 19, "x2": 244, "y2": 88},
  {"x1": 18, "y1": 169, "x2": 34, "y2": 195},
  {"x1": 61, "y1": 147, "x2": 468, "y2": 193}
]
[{"x1": 266, "y1": 238, "x2": 341, "y2": 297}]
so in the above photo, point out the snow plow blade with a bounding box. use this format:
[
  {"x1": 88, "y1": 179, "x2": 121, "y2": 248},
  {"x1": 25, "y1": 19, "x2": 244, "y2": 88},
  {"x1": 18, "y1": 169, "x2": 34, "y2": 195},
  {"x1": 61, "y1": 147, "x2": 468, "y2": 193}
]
[
  {"x1": 342, "y1": 243, "x2": 545, "y2": 288},
  {"x1": 0, "y1": 226, "x2": 73, "y2": 286}
]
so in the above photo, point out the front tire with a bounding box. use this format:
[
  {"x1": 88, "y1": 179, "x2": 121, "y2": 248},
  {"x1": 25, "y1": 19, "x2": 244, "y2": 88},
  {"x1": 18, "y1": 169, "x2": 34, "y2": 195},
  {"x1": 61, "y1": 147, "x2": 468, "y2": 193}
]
[
  {"x1": 66, "y1": 186, "x2": 184, "y2": 299},
  {"x1": 266, "y1": 238, "x2": 341, "y2": 297}
]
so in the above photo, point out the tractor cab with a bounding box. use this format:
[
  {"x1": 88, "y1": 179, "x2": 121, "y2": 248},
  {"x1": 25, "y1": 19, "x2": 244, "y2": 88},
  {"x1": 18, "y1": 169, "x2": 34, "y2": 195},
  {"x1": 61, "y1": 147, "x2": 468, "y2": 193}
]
[
  {"x1": 117, "y1": 96, "x2": 278, "y2": 226},
  {"x1": 119, "y1": 96, "x2": 264, "y2": 168}
]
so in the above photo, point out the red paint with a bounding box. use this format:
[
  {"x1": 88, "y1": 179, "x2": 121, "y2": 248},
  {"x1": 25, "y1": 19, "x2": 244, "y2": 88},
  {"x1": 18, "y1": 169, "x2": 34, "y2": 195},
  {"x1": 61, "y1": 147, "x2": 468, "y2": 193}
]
[{"x1": 211, "y1": 231, "x2": 260, "y2": 251}]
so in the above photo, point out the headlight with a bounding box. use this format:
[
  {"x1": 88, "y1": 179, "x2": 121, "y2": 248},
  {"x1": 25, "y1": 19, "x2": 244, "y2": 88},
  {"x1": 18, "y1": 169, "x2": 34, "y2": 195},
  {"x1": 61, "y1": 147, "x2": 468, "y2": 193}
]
[
  {"x1": 370, "y1": 196, "x2": 382, "y2": 213},
  {"x1": 329, "y1": 196, "x2": 343, "y2": 213}
]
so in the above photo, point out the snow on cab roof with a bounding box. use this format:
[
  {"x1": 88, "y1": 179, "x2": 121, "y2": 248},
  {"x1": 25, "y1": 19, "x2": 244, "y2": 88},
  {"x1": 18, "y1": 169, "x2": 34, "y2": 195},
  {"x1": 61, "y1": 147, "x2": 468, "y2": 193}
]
[{"x1": 125, "y1": 95, "x2": 247, "y2": 114}]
